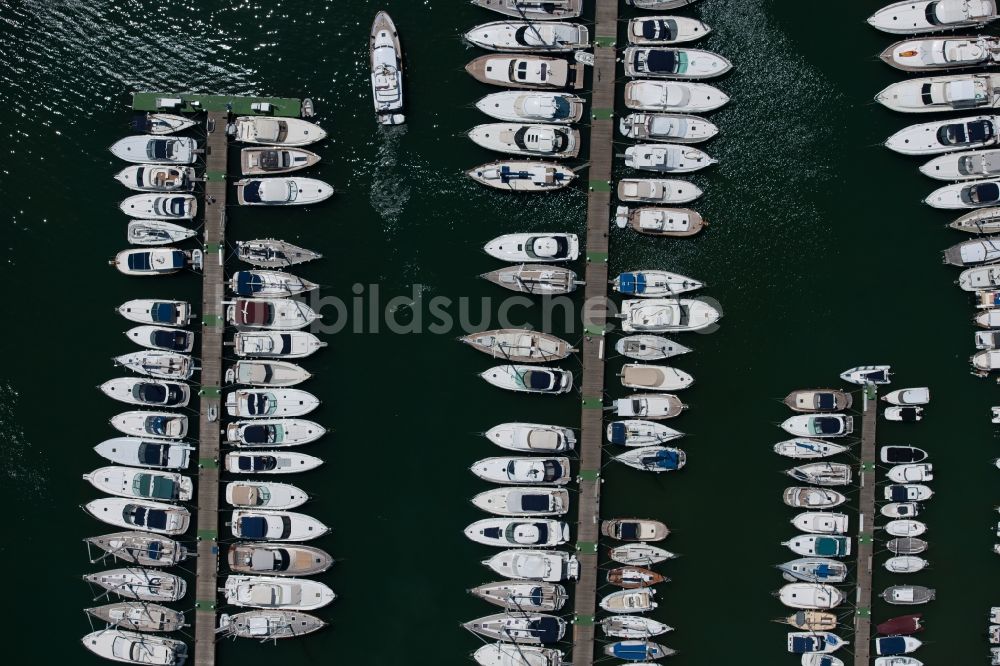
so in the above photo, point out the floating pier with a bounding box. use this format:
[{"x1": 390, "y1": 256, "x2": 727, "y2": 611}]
[
  {"x1": 132, "y1": 92, "x2": 303, "y2": 117},
  {"x1": 853, "y1": 386, "x2": 878, "y2": 666},
  {"x1": 571, "y1": 3, "x2": 618, "y2": 665}
]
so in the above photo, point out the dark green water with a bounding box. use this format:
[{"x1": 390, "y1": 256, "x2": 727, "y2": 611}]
[{"x1": 0, "y1": 0, "x2": 996, "y2": 663}]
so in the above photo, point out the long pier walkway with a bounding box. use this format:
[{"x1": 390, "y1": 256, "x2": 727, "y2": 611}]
[
  {"x1": 853, "y1": 386, "x2": 878, "y2": 666},
  {"x1": 571, "y1": 3, "x2": 618, "y2": 665},
  {"x1": 193, "y1": 110, "x2": 229, "y2": 666}
]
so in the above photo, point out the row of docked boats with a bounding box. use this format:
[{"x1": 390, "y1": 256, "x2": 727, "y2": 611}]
[
  {"x1": 771, "y1": 367, "x2": 932, "y2": 665},
  {"x1": 868, "y1": 1, "x2": 1000, "y2": 383}
]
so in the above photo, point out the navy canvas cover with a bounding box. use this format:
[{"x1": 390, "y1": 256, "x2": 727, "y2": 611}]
[
  {"x1": 609, "y1": 422, "x2": 626, "y2": 444},
  {"x1": 240, "y1": 516, "x2": 267, "y2": 539},
  {"x1": 877, "y1": 636, "x2": 906, "y2": 655},
  {"x1": 242, "y1": 180, "x2": 263, "y2": 203},
  {"x1": 641, "y1": 49, "x2": 678, "y2": 73},
  {"x1": 151, "y1": 302, "x2": 175, "y2": 323},
  {"x1": 520, "y1": 494, "x2": 550, "y2": 511},
  {"x1": 816, "y1": 393, "x2": 835, "y2": 409}
]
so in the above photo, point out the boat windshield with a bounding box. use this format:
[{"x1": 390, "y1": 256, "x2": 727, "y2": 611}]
[{"x1": 147, "y1": 139, "x2": 174, "y2": 160}]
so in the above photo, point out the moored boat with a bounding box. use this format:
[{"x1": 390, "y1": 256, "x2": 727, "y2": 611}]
[
  {"x1": 233, "y1": 331, "x2": 325, "y2": 359},
  {"x1": 225, "y1": 480, "x2": 309, "y2": 510},
  {"x1": 615, "y1": 205, "x2": 705, "y2": 236},
  {"x1": 614, "y1": 445, "x2": 687, "y2": 472},
  {"x1": 601, "y1": 614, "x2": 672, "y2": 638},
  {"x1": 464, "y1": 21, "x2": 590, "y2": 52},
  {"x1": 110, "y1": 135, "x2": 196, "y2": 164},
  {"x1": 224, "y1": 389, "x2": 319, "y2": 418},
  {"x1": 233, "y1": 116, "x2": 327, "y2": 146},
  {"x1": 110, "y1": 411, "x2": 188, "y2": 439},
  {"x1": 84, "y1": 568, "x2": 186, "y2": 602},
  {"x1": 781, "y1": 414, "x2": 854, "y2": 438},
  {"x1": 881, "y1": 585, "x2": 936, "y2": 605},
  {"x1": 606, "y1": 419, "x2": 684, "y2": 446},
  {"x1": 624, "y1": 80, "x2": 729, "y2": 112},
  {"x1": 482, "y1": 264, "x2": 581, "y2": 294},
  {"x1": 465, "y1": 54, "x2": 581, "y2": 89},
  {"x1": 118, "y1": 299, "x2": 193, "y2": 327},
  {"x1": 628, "y1": 15, "x2": 710, "y2": 45},
  {"x1": 619, "y1": 297, "x2": 720, "y2": 332},
  {"x1": 94, "y1": 437, "x2": 193, "y2": 470},
  {"x1": 471, "y1": 456, "x2": 571, "y2": 485},
  {"x1": 240, "y1": 147, "x2": 320, "y2": 175},
  {"x1": 613, "y1": 393, "x2": 687, "y2": 419},
  {"x1": 778, "y1": 583, "x2": 844, "y2": 610},
  {"x1": 615, "y1": 335, "x2": 692, "y2": 361},
  {"x1": 463, "y1": 613, "x2": 566, "y2": 644},
  {"x1": 127, "y1": 220, "x2": 196, "y2": 246},
  {"x1": 85, "y1": 602, "x2": 185, "y2": 633},
  {"x1": 602, "y1": 518, "x2": 669, "y2": 541},
  {"x1": 782, "y1": 535, "x2": 852, "y2": 558},
  {"x1": 623, "y1": 46, "x2": 731, "y2": 79},
  {"x1": 783, "y1": 487, "x2": 847, "y2": 508},
  {"x1": 119, "y1": 194, "x2": 197, "y2": 220},
  {"x1": 125, "y1": 326, "x2": 194, "y2": 353},
  {"x1": 84, "y1": 465, "x2": 193, "y2": 502},
  {"x1": 230, "y1": 509, "x2": 329, "y2": 541},
  {"x1": 773, "y1": 438, "x2": 849, "y2": 459},
  {"x1": 227, "y1": 542, "x2": 333, "y2": 576},
  {"x1": 115, "y1": 165, "x2": 195, "y2": 192},
  {"x1": 880, "y1": 35, "x2": 1000, "y2": 71},
  {"x1": 223, "y1": 451, "x2": 323, "y2": 475},
  {"x1": 236, "y1": 239, "x2": 322, "y2": 268},
  {"x1": 85, "y1": 497, "x2": 190, "y2": 535},
  {"x1": 599, "y1": 588, "x2": 658, "y2": 614},
  {"x1": 235, "y1": 177, "x2": 333, "y2": 206},
  {"x1": 112, "y1": 248, "x2": 199, "y2": 276},
  {"x1": 609, "y1": 542, "x2": 676, "y2": 565},
  {"x1": 223, "y1": 575, "x2": 335, "y2": 611},
  {"x1": 228, "y1": 359, "x2": 312, "y2": 387},
  {"x1": 480, "y1": 364, "x2": 574, "y2": 394},
  {"x1": 469, "y1": 580, "x2": 567, "y2": 612},
  {"x1": 114, "y1": 350, "x2": 194, "y2": 380},
  {"x1": 783, "y1": 389, "x2": 852, "y2": 412},
  {"x1": 867, "y1": 0, "x2": 998, "y2": 34},
  {"x1": 217, "y1": 610, "x2": 326, "y2": 640},
  {"x1": 84, "y1": 531, "x2": 188, "y2": 567},
  {"x1": 81, "y1": 629, "x2": 187, "y2": 665},
  {"x1": 886, "y1": 115, "x2": 999, "y2": 155},
  {"x1": 476, "y1": 91, "x2": 584, "y2": 124},
  {"x1": 777, "y1": 558, "x2": 848, "y2": 584},
  {"x1": 482, "y1": 549, "x2": 580, "y2": 582},
  {"x1": 462, "y1": 329, "x2": 575, "y2": 363},
  {"x1": 470, "y1": 0, "x2": 582, "y2": 20},
  {"x1": 485, "y1": 422, "x2": 576, "y2": 452},
  {"x1": 619, "y1": 113, "x2": 718, "y2": 144},
  {"x1": 370, "y1": 10, "x2": 405, "y2": 125},
  {"x1": 132, "y1": 113, "x2": 196, "y2": 135},
  {"x1": 471, "y1": 487, "x2": 570, "y2": 516},
  {"x1": 785, "y1": 462, "x2": 853, "y2": 486}
]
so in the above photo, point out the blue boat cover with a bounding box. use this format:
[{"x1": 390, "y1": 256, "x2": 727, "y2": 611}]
[
  {"x1": 638, "y1": 49, "x2": 678, "y2": 74},
  {"x1": 617, "y1": 272, "x2": 646, "y2": 294},
  {"x1": 645, "y1": 449, "x2": 680, "y2": 470},
  {"x1": 889, "y1": 486, "x2": 908, "y2": 502},
  {"x1": 145, "y1": 541, "x2": 163, "y2": 561},
  {"x1": 969, "y1": 119, "x2": 994, "y2": 143},
  {"x1": 609, "y1": 422, "x2": 627, "y2": 444},
  {"x1": 526, "y1": 371, "x2": 554, "y2": 390},
  {"x1": 235, "y1": 272, "x2": 264, "y2": 295},
  {"x1": 242, "y1": 180, "x2": 263, "y2": 203},
  {"x1": 520, "y1": 494, "x2": 550, "y2": 511},
  {"x1": 814, "y1": 563, "x2": 835, "y2": 579},
  {"x1": 150, "y1": 330, "x2": 188, "y2": 350},
  {"x1": 148, "y1": 416, "x2": 169, "y2": 436},
  {"x1": 138, "y1": 443, "x2": 166, "y2": 466},
  {"x1": 619, "y1": 523, "x2": 639, "y2": 540},
  {"x1": 240, "y1": 516, "x2": 267, "y2": 539},
  {"x1": 790, "y1": 636, "x2": 816, "y2": 653},
  {"x1": 528, "y1": 617, "x2": 561, "y2": 643},
  {"x1": 151, "y1": 302, "x2": 175, "y2": 323},
  {"x1": 814, "y1": 537, "x2": 846, "y2": 557},
  {"x1": 128, "y1": 252, "x2": 153, "y2": 271},
  {"x1": 611, "y1": 641, "x2": 653, "y2": 660},
  {"x1": 816, "y1": 393, "x2": 835, "y2": 409},
  {"x1": 146, "y1": 509, "x2": 167, "y2": 530},
  {"x1": 877, "y1": 636, "x2": 906, "y2": 656},
  {"x1": 242, "y1": 425, "x2": 274, "y2": 444}
]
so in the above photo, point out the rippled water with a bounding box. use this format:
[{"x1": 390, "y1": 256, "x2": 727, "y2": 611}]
[{"x1": 0, "y1": 0, "x2": 997, "y2": 664}]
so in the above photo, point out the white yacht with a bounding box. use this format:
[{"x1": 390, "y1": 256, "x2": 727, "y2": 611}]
[
  {"x1": 114, "y1": 165, "x2": 195, "y2": 192},
  {"x1": 867, "y1": 0, "x2": 998, "y2": 34},
  {"x1": 467, "y1": 160, "x2": 576, "y2": 191},
  {"x1": 109, "y1": 135, "x2": 196, "y2": 164},
  {"x1": 226, "y1": 481, "x2": 309, "y2": 510},
  {"x1": 619, "y1": 112, "x2": 718, "y2": 142},
  {"x1": 235, "y1": 177, "x2": 333, "y2": 206},
  {"x1": 618, "y1": 298, "x2": 721, "y2": 332},
  {"x1": 119, "y1": 194, "x2": 197, "y2": 220},
  {"x1": 471, "y1": 487, "x2": 570, "y2": 516},
  {"x1": 485, "y1": 422, "x2": 576, "y2": 452},
  {"x1": 628, "y1": 16, "x2": 711, "y2": 44},
  {"x1": 370, "y1": 11, "x2": 405, "y2": 125},
  {"x1": 615, "y1": 335, "x2": 691, "y2": 361},
  {"x1": 619, "y1": 364, "x2": 694, "y2": 391},
  {"x1": 232, "y1": 331, "x2": 326, "y2": 359},
  {"x1": 134, "y1": 112, "x2": 196, "y2": 135},
  {"x1": 475, "y1": 91, "x2": 584, "y2": 123},
  {"x1": 613, "y1": 393, "x2": 687, "y2": 419},
  {"x1": 624, "y1": 143, "x2": 715, "y2": 172},
  {"x1": 230, "y1": 270, "x2": 318, "y2": 298},
  {"x1": 468, "y1": 123, "x2": 580, "y2": 158},
  {"x1": 82, "y1": 629, "x2": 187, "y2": 665},
  {"x1": 127, "y1": 220, "x2": 196, "y2": 246},
  {"x1": 84, "y1": 466, "x2": 192, "y2": 502},
  {"x1": 624, "y1": 80, "x2": 729, "y2": 112},
  {"x1": 470, "y1": 456, "x2": 572, "y2": 485},
  {"x1": 926, "y1": 179, "x2": 1000, "y2": 208},
  {"x1": 623, "y1": 47, "x2": 731, "y2": 79},
  {"x1": 118, "y1": 299, "x2": 193, "y2": 327},
  {"x1": 884, "y1": 116, "x2": 999, "y2": 155},
  {"x1": 224, "y1": 575, "x2": 335, "y2": 611},
  {"x1": 612, "y1": 270, "x2": 703, "y2": 296},
  {"x1": 922, "y1": 147, "x2": 1000, "y2": 180},
  {"x1": 100, "y1": 378, "x2": 191, "y2": 409},
  {"x1": 480, "y1": 365, "x2": 574, "y2": 394},
  {"x1": 466, "y1": 54, "x2": 581, "y2": 89},
  {"x1": 85, "y1": 498, "x2": 190, "y2": 535},
  {"x1": 225, "y1": 419, "x2": 325, "y2": 447},
  {"x1": 230, "y1": 509, "x2": 329, "y2": 541},
  {"x1": 881, "y1": 35, "x2": 1000, "y2": 71},
  {"x1": 484, "y1": 233, "x2": 579, "y2": 262},
  {"x1": 94, "y1": 438, "x2": 193, "y2": 470},
  {"x1": 464, "y1": 21, "x2": 589, "y2": 51},
  {"x1": 482, "y1": 549, "x2": 580, "y2": 582},
  {"x1": 470, "y1": 0, "x2": 582, "y2": 20},
  {"x1": 778, "y1": 583, "x2": 845, "y2": 609},
  {"x1": 114, "y1": 350, "x2": 193, "y2": 380},
  {"x1": 110, "y1": 411, "x2": 188, "y2": 439},
  {"x1": 616, "y1": 205, "x2": 704, "y2": 236},
  {"x1": 233, "y1": 116, "x2": 327, "y2": 146},
  {"x1": 223, "y1": 451, "x2": 323, "y2": 475},
  {"x1": 617, "y1": 178, "x2": 703, "y2": 204},
  {"x1": 224, "y1": 388, "x2": 320, "y2": 418},
  {"x1": 876, "y1": 73, "x2": 1000, "y2": 113},
  {"x1": 465, "y1": 518, "x2": 570, "y2": 547},
  {"x1": 606, "y1": 419, "x2": 684, "y2": 446},
  {"x1": 229, "y1": 359, "x2": 312, "y2": 387},
  {"x1": 226, "y1": 298, "x2": 321, "y2": 330}
]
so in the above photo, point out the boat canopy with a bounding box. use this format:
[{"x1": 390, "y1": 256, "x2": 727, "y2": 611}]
[
  {"x1": 609, "y1": 422, "x2": 628, "y2": 444},
  {"x1": 243, "y1": 424, "x2": 280, "y2": 444},
  {"x1": 134, "y1": 473, "x2": 177, "y2": 500},
  {"x1": 238, "y1": 455, "x2": 278, "y2": 472},
  {"x1": 520, "y1": 494, "x2": 552, "y2": 511},
  {"x1": 235, "y1": 272, "x2": 265, "y2": 295},
  {"x1": 137, "y1": 442, "x2": 169, "y2": 466},
  {"x1": 150, "y1": 303, "x2": 177, "y2": 323},
  {"x1": 815, "y1": 393, "x2": 836, "y2": 409},
  {"x1": 237, "y1": 301, "x2": 274, "y2": 326},
  {"x1": 618, "y1": 272, "x2": 647, "y2": 294},
  {"x1": 877, "y1": 636, "x2": 906, "y2": 655},
  {"x1": 150, "y1": 329, "x2": 190, "y2": 351},
  {"x1": 641, "y1": 19, "x2": 677, "y2": 41},
  {"x1": 638, "y1": 49, "x2": 683, "y2": 74}
]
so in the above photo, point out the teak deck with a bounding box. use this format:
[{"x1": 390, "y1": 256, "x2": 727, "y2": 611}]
[
  {"x1": 853, "y1": 389, "x2": 878, "y2": 666},
  {"x1": 571, "y1": 2, "x2": 618, "y2": 665}
]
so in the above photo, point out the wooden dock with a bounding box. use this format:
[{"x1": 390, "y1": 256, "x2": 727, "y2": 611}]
[
  {"x1": 193, "y1": 110, "x2": 229, "y2": 666},
  {"x1": 853, "y1": 386, "x2": 878, "y2": 666},
  {"x1": 570, "y1": 3, "x2": 618, "y2": 665}
]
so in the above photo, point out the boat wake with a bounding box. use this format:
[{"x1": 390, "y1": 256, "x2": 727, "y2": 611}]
[{"x1": 369, "y1": 124, "x2": 411, "y2": 228}]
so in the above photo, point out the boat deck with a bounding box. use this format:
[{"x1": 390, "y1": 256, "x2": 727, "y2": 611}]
[
  {"x1": 131, "y1": 92, "x2": 303, "y2": 117},
  {"x1": 193, "y1": 110, "x2": 229, "y2": 666},
  {"x1": 852, "y1": 386, "x2": 878, "y2": 666},
  {"x1": 571, "y1": 2, "x2": 618, "y2": 665}
]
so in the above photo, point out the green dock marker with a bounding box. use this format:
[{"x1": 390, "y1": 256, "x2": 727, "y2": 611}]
[
  {"x1": 578, "y1": 469, "x2": 600, "y2": 482},
  {"x1": 131, "y1": 92, "x2": 302, "y2": 116},
  {"x1": 195, "y1": 599, "x2": 217, "y2": 610},
  {"x1": 197, "y1": 529, "x2": 218, "y2": 541},
  {"x1": 588, "y1": 179, "x2": 612, "y2": 192},
  {"x1": 198, "y1": 458, "x2": 219, "y2": 470},
  {"x1": 584, "y1": 324, "x2": 605, "y2": 336},
  {"x1": 204, "y1": 243, "x2": 222, "y2": 253},
  {"x1": 576, "y1": 541, "x2": 598, "y2": 554},
  {"x1": 591, "y1": 107, "x2": 614, "y2": 120},
  {"x1": 574, "y1": 614, "x2": 595, "y2": 626},
  {"x1": 858, "y1": 534, "x2": 873, "y2": 545},
  {"x1": 204, "y1": 171, "x2": 227, "y2": 181},
  {"x1": 199, "y1": 386, "x2": 221, "y2": 398},
  {"x1": 202, "y1": 314, "x2": 223, "y2": 327},
  {"x1": 856, "y1": 607, "x2": 871, "y2": 618},
  {"x1": 587, "y1": 250, "x2": 609, "y2": 263},
  {"x1": 595, "y1": 35, "x2": 616, "y2": 48},
  {"x1": 582, "y1": 396, "x2": 603, "y2": 409},
  {"x1": 861, "y1": 461, "x2": 876, "y2": 472}
]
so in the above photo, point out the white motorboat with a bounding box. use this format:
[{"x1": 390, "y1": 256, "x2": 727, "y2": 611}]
[
  {"x1": 224, "y1": 575, "x2": 335, "y2": 611},
  {"x1": 370, "y1": 11, "x2": 405, "y2": 125},
  {"x1": 943, "y1": 233, "x2": 1000, "y2": 266},
  {"x1": 881, "y1": 585, "x2": 936, "y2": 605},
  {"x1": 628, "y1": 0, "x2": 704, "y2": 7},
  {"x1": 133, "y1": 112, "x2": 196, "y2": 135},
  {"x1": 880, "y1": 36, "x2": 1000, "y2": 71},
  {"x1": 480, "y1": 365, "x2": 573, "y2": 394},
  {"x1": 624, "y1": 80, "x2": 729, "y2": 112},
  {"x1": 774, "y1": 439, "x2": 849, "y2": 459},
  {"x1": 119, "y1": 194, "x2": 197, "y2": 220},
  {"x1": 84, "y1": 466, "x2": 192, "y2": 502},
  {"x1": 776, "y1": 558, "x2": 848, "y2": 584},
  {"x1": 619, "y1": 298, "x2": 721, "y2": 332},
  {"x1": 885, "y1": 556, "x2": 929, "y2": 573},
  {"x1": 472, "y1": 644, "x2": 564, "y2": 666},
  {"x1": 883, "y1": 503, "x2": 920, "y2": 520},
  {"x1": 84, "y1": 568, "x2": 186, "y2": 602},
  {"x1": 228, "y1": 359, "x2": 312, "y2": 387},
  {"x1": 109, "y1": 135, "x2": 196, "y2": 164},
  {"x1": 961, "y1": 266, "x2": 1000, "y2": 293},
  {"x1": 110, "y1": 411, "x2": 188, "y2": 439},
  {"x1": 468, "y1": 123, "x2": 580, "y2": 158},
  {"x1": 885, "y1": 484, "x2": 934, "y2": 501},
  {"x1": 951, "y1": 207, "x2": 1000, "y2": 233},
  {"x1": 615, "y1": 335, "x2": 692, "y2": 361},
  {"x1": 888, "y1": 463, "x2": 934, "y2": 482},
  {"x1": 785, "y1": 462, "x2": 852, "y2": 487},
  {"x1": 114, "y1": 165, "x2": 195, "y2": 192},
  {"x1": 615, "y1": 205, "x2": 705, "y2": 236},
  {"x1": 231, "y1": 270, "x2": 318, "y2": 298},
  {"x1": 471, "y1": 456, "x2": 571, "y2": 485},
  {"x1": 462, "y1": 330, "x2": 575, "y2": 363},
  {"x1": 236, "y1": 177, "x2": 333, "y2": 206},
  {"x1": 840, "y1": 365, "x2": 892, "y2": 384},
  {"x1": 467, "y1": 160, "x2": 576, "y2": 191},
  {"x1": 94, "y1": 438, "x2": 194, "y2": 470},
  {"x1": 885, "y1": 519, "x2": 928, "y2": 537},
  {"x1": 127, "y1": 220, "x2": 196, "y2": 246},
  {"x1": 482, "y1": 549, "x2": 580, "y2": 582},
  {"x1": 778, "y1": 583, "x2": 844, "y2": 609},
  {"x1": 463, "y1": 613, "x2": 566, "y2": 644},
  {"x1": 613, "y1": 393, "x2": 687, "y2": 419},
  {"x1": 885, "y1": 115, "x2": 999, "y2": 155},
  {"x1": 233, "y1": 116, "x2": 327, "y2": 146},
  {"x1": 882, "y1": 445, "x2": 928, "y2": 463},
  {"x1": 623, "y1": 47, "x2": 731, "y2": 79},
  {"x1": 602, "y1": 617, "x2": 671, "y2": 641},
  {"x1": 977, "y1": 309, "x2": 1000, "y2": 327},
  {"x1": 628, "y1": 16, "x2": 711, "y2": 45},
  {"x1": 82, "y1": 629, "x2": 187, "y2": 665},
  {"x1": 237, "y1": 238, "x2": 323, "y2": 268},
  {"x1": 619, "y1": 364, "x2": 694, "y2": 391},
  {"x1": 224, "y1": 451, "x2": 323, "y2": 475},
  {"x1": 483, "y1": 264, "x2": 581, "y2": 294},
  {"x1": 226, "y1": 481, "x2": 309, "y2": 510},
  {"x1": 485, "y1": 422, "x2": 576, "y2": 452},
  {"x1": 624, "y1": 143, "x2": 715, "y2": 173},
  {"x1": 470, "y1": 580, "x2": 568, "y2": 612},
  {"x1": 121, "y1": 325, "x2": 193, "y2": 358},
  {"x1": 464, "y1": 21, "x2": 589, "y2": 51},
  {"x1": 471, "y1": 487, "x2": 570, "y2": 516},
  {"x1": 114, "y1": 350, "x2": 194, "y2": 380},
  {"x1": 792, "y1": 512, "x2": 849, "y2": 535},
  {"x1": 118, "y1": 299, "x2": 193, "y2": 327},
  {"x1": 224, "y1": 388, "x2": 319, "y2": 418},
  {"x1": 883, "y1": 387, "x2": 930, "y2": 405},
  {"x1": 923, "y1": 148, "x2": 1000, "y2": 180},
  {"x1": 783, "y1": 487, "x2": 847, "y2": 508},
  {"x1": 877, "y1": 73, "x2": 1000, "y2": 113},
  {"x1": 607, "y1": 420, "x2": 684, "y2": 446},
  {"x1": 100, "y1": 378, "x2": 191, "y2": 408},
  {"x1": 782, "y1": 414, "x2": 853, "y2": 438},
  {"x1": 484, "y1": 233, "x2": 579, "y2": 262},
  {"x1": 867, "y1": 0, "x2": 998, "y2": 34},
  {"x1": 475, "y1": 91, "x2": 584, "y2": 123},
  {"x1": 227, "y1": 543, "x2": 332, "y2": 577},
  {"x1": 465, "y1": 518, "x2": 570, "y2": 547},
  {"x1": 617, "y1": 178, "x2": 703, "y2": 204},
  {"x1": 783, "y1": 535, "x2": 852, "y2": 558},
  {"x1": 885, "y1": 406, "x2": 923, "y2": 421},
  {"x1": 470, "y1": 0, "x2": 582, "y2": 20},
  {"x1": 112, "y1": 247, "x2": 199, "y2": 276},
  {"x1": 599, "y1": 588, "x2": 657, "y2": 614},
  {"x1": 619, "y1": 113, "x2": 718, "y2": 143},
  {"x1": 233, "y1": 331, "x2": 325, "y2": 359},
  {"x1": 614, "y1": 446, "x2": 687, "y2": 472},
  {"x1": 609, "y1": 542, "x2": 676, "y2": 565},
  {"x1": 466, "y1": 54, "x2": 581, "y2": 89},
  {"x1": 927, "y1": 179, "x2": 1000, "y2": 208},
  {"x1": 240, "y1": 147, "x2": 321, "y2": 175},
  {"x1": 230, "y1": 509, "x2": 329, "y2": 541},
  {"x1": 613, "y1": 270, "x2": 703, "y2": 296},
  {"x1": 602, "y1": 518, "x2": 669, "y2": 542},
  {"x1": 225, "y1": 418, "x2": 325, "y2": 447},
  {"x1": 85, "y1": 497, "x2": 190, "y2": 535},
  {"x1": 226, "y1": 298, "x2": 320, "y2": 330}
]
